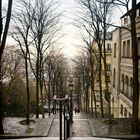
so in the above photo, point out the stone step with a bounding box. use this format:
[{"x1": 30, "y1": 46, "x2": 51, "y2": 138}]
[{"x1": 6, "y1": 136, "x2": 120, "y2": 140}]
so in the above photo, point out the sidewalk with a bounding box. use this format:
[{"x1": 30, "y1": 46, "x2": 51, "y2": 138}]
[
  {"x1": 71, "y1": 112, "x2": 140, "y2": 139},
  {"x1": 1, "y1": 112, "x2": 140, "y2": 139},
  {"x1": 1, "y1": 136, "x2": 139, "y2": 140},
  {"x1": 86, "y1": 113, "x2": 131, "y2": 136},
  {"x1": 3, "y1": 114, "x2": 55, "y2": 136}
]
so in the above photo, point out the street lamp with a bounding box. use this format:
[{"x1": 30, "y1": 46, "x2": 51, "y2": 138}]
[
  {"x1": 53, "y1": 93, "x2": 68, "y2": 140},
  {"x1": 69, "y1": 80, "x2": 73, "y2": 123},
  {"x1": 48, "y1": 63, "x2": 54, "y2": 117}
]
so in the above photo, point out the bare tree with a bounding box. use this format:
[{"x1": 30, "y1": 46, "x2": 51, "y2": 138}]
[
  {"x1": 98, "y1": 0, "x2": 114, "y2": 122},
  {"x1": 76, "y1": 0, "x2": 108, "y2": 117},
  {"x1": 43, "y1": 50, "x2": 68, "y2": 115},
  {"x1": 29, "y1": 0, "x2": 62, "y2": 118},
  {"x1": 0, "y1": 0, "x2": 13, "y2": 134},
  {"x1": 74, "y1": 67, "x2": 82, "y2": 112},
  {"x1": 1, "y1": 46, "x2": 22, "y2": 82},
  {"x1": 1, "y1": 47, "x2": 36, "y2": 117},
  {"x1": 72, "y1": 53, "x2": 91, "y2": 113},
  {"x1": 11, "y1": 0, "x2": 34, "y2": 124}
]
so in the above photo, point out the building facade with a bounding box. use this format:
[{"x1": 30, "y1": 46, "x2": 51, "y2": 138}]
[
  {"x1": 93, "y1": 38, "x2": 113, "y2": 114},
  {"x1": 111, "y1": 3, "x2": 140, "y2": 118}
]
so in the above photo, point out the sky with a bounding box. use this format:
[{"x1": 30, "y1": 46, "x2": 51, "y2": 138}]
[
  {"x1": 3, "y1": 0, "x2": 140, "y2": 59},
  {"x1": 3, "y1": 0, "x2": 81, "y2": 59},
  {"x1": 57, "y1": 0, "x2": 121, "y2": 58},
  {"x1": 56, "y1": 0, "x2": 81, "y2": 58},
  {"x1": 57, "y1": 0, "x2": 140, "y2": 58}
]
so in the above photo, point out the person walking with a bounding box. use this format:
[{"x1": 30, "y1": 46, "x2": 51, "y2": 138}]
[{"x1": 75, "y1": 108, "x2": 77, "y2": 114}]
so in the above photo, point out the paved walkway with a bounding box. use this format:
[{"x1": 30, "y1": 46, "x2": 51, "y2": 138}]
[
  {"x1": 5, "y1": 137, "x2": 121, "y2": 140},
  {"x1": 1, "y1": 112, "x2": 140, "y2": 139}
]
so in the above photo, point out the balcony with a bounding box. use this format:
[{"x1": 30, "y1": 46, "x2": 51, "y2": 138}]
[
  {"x1": 121, "y1": 57, "x2": 140, "y2": 68},
  {"x1": 121, "y1": 57, "x2": 133, "y2": 67},
  {"x1": 119, "y1": 90, "x2": 132, "y2": 107}
]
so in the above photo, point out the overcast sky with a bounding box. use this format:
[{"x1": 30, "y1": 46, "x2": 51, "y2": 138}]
[
  {"x1": 56, "y1": 0, "x2": 81, "y2": 58},
  {"x1": 57, "y1": 0, "x2": 121, "y2": 58},
  {"x1": 3, "y1": 0, "x2": 140, "y2": 59}
]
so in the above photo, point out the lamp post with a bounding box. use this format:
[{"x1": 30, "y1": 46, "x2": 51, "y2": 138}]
[
  {"x1": 65, "y1": 104, "x2": 70, "y2": 139},
  {"x1": 48, "y1": 56, "x2": 55, "y2": 117},
  {"x1": 53, "y1": 93, "x2": 68, "y2": 140},
  {"x1": 69, "y1": 81, "x2": 73, "y2": 123}
]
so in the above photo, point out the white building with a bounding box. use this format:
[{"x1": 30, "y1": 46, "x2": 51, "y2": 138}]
[{"x1": 111, "y1": 2, "x2": 140, "y2": 118}]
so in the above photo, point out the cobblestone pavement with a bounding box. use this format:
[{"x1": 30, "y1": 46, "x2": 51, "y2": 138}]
[
  {"x1": 71, "y1": 119, "x2": 92, "y2": 137},
  {"x1": 86, "y1": 113, "x2": 133, "y2": 136},
  {"x1": 1, "y1": 112, "x2": 140, "y2": 139},
  {"x1": 5, "y1": 137, "x2": 121, "y2": 140},
  {"x1": 3, "y1": 114, "x2": 54, "y2": 136},
  {"x1": 47, "y1": 119, "x2": 60, "y2": 137},
  {"x1": 3, "y1": 117, "x2": 29, "y2": 136},
  {"x1": 48, "y1": 113, "x2": 92, "y2": 137}
]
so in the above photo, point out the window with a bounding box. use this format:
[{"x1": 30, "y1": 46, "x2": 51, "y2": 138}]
[
  {"x1": 107, "y1": 44, "x2": 111, "y2": 51},
  {"x1": 113, "y1": 69, "x2": 116, "y2": 87},
  {"x1": 127, "y1": 40, "x2": 130, "y2": 57},
  {"x1": 107, "y1": 76, "x2": 110, "y2": 82},
  {"x1": 136, "y1": 8, "x2": 140, "y2": 17},
  {"x1": 130, "y1": 78, "x2": 133, "y2": 99},
  {"x1": 106, "y1": 64, "x2": 111, "y2": 71},
  {"x1": 126, "y1": 76, "x2": 129, "y2": 94},
  {"x1": 97, "y1": 105, "x2": 99, "y2": 107},
  {"x1": 114, "y1": 43, "x2": 116, "y2": 57},
  {"x1": 120, "y1": 104, "x2": 123, "y2": 115},
  {"x1": 122, "y1": 74, "x2": 124, "y2": 92},
  {"x1": 124, "y1": 17, "x2": 128, "y2": 25},
  {"x1": 123, "y1": 41, "x2": 126, "y2": 57},
  {"x1": 124, "y1": 108, "x2": 127, "y2": 118},
  {"x1": 96, "y1": 95, "x2": 100, "y2": 101}
]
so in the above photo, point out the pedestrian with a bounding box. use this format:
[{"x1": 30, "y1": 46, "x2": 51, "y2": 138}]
[
  {"x1": 78, "y1": 109, "x2": 80, "y2": 113},
  {"x1": 75, "y1": 108, "x2": 77, "y2": 113}
]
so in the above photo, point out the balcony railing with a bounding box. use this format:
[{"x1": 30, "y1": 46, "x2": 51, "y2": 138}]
[{"x1": 120, "y1": 90, "x2": 133, "y2": 101}]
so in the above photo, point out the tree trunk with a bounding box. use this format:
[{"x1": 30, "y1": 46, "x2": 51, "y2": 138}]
[
  {"x1": 90, "y1": 46, "x2": 97, "y2": 116},
  {"x1": 36, "y1": 55, "x2": 39, "y2": 118},
  {"x1": 40, "y1": 56, "x2": 45, "y2": 118},
  {"x1": 40, "y1": 80, "x2": 45, "y2": 118},
  {"x1": 103, "y1": 6, "x2": 111, "y2": 121},
  {"x1": 40, "y1": 69, "x2": 45, "y2": 118},
  {"x1": 0, "y1": 0, "x2": 13, "y2": 59},
  {"x1": 103, "y1": 38, "x2": 111, "y2": 121},
  {"x1": 0, "y1": 0, "x2": 13, "y2": 134},
  {"x1": 92, "y1": 79, "x2": 97, "y2": 118},
  {"x1": 0, "y1": 72, "x2": 4, "y2": 134},
  {"x1": 48, "y1": 72, "x2": 51, "y2": 116},
  {"x1": 25, "y1": 55, "x2": 30, "y2": 124},
  {"x1": 90, "y1": 86, "x2": 93, "y2": 114},
  {"x1": 0, "y1": 0, "x2": 2, "y2": 41},
  {"x1": 131, "y1": 0, "x2": 139, "y2": 134},
  {"x1": 86, "y1": 85, "x2": 89, "y2": 113},
  {"x1": 99, "y1": 49, "x2": 104, "y2": 117}
]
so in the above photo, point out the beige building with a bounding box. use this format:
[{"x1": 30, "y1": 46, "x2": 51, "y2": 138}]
[
  {"x1": 111, "y1": 2, "x2": 140, "y2": 118},
  {"x1": 92, "y1": 37, "x2": 112, "y2": 114}
]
